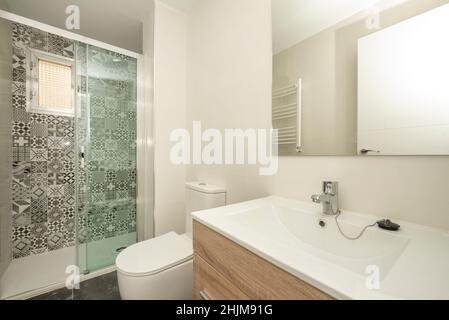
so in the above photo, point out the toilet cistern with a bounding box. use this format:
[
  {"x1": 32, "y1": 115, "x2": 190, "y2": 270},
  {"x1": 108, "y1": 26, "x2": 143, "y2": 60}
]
[{"x1": 311, "y1": 181, "x2": 340, "y2": 216}]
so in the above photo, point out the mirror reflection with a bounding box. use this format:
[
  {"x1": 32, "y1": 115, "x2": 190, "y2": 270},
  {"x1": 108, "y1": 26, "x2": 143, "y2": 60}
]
[{"x1": 272, "y1": 0, "x2": 449, "y2": 156}]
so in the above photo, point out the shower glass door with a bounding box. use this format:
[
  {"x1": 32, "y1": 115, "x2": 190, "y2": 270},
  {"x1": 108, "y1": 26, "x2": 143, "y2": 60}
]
[{"x1": 76, "y1": 43, "x2": 138, "y2": 273}]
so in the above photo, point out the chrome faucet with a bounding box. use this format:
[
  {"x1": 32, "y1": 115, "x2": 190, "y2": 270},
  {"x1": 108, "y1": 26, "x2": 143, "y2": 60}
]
[{"x1": 311, "y1": 181, "x2": 340, "y2": 216}]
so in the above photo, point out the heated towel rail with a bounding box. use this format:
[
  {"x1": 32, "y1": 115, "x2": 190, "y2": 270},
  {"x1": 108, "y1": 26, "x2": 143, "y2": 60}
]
[{"x1": 272, "y1": 79, "x2": 302, "y2": 153}]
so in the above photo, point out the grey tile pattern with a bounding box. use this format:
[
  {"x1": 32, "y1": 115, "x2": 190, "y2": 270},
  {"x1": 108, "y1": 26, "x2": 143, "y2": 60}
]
[
  {"x1": 10, "y1": 23, "x2": 76, "y2": 259},
  {"x1": 30, "y1": 28, "x2": 48, "y2": 51},
  {"x1": 9, "y1": 22, "x2": 138, "y2": 261},
  {"x1": 76, "y1": 46, "x2": 137, "y2": 250}
]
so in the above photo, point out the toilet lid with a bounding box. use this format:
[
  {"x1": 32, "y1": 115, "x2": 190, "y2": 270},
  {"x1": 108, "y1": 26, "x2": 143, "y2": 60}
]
[{"x1": 116, "y1": 232, "x2": 193, "y2": 276}]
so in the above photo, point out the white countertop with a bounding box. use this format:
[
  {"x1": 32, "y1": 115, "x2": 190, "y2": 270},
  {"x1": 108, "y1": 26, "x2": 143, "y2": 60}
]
[{"x1": 192, "y1": 196, "x2": 449, "y2": 300}]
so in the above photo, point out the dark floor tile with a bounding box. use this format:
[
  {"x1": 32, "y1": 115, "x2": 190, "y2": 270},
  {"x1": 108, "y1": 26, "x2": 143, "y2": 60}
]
[{"x1": 30, "y1": 271, "x2": 121, "y2": 300}]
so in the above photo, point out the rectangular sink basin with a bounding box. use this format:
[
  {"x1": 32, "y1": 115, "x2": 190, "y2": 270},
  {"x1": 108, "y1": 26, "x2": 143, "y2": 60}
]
[{"x1": 230, "y1": 200, "x2": 410, "y2": 279}]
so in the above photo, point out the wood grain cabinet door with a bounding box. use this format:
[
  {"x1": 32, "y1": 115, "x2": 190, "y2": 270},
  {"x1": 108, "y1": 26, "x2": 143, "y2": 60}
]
[
  {"x1": 194, "y1": 255, "x2": 250, "y2": 300},
  {"x1": 193, "y1": 221, "x2": 334, "y2": 300}
]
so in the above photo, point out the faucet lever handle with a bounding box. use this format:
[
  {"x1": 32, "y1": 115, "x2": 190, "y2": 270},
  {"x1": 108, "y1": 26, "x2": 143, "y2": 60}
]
[{"x1": 323, "y1": 181, "x2": 338, "y2": 195}]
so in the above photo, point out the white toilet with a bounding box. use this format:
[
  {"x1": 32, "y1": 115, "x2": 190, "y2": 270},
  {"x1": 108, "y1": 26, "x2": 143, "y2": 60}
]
[{"x1": 116, "y1": 182, "x2": 226, "y2": 300}]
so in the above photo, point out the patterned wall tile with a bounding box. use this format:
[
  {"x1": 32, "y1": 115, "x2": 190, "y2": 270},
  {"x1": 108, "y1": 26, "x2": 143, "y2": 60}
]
[
  {"x1": 12, "y1": 238, "x2": 31, "y2": 258},
  {"x1": 48, "y1": 184, "x2": 65, "y2": 198},
  {"x1": 48, "y1": 34, "x2": 64, "y2": 56},
  {"x1": 30, "y1": 222, "x2": 48, "y2": 255},
  {"x1": 63, "y1": 38, "x2": 75, "y2": 59},
  {"x1": 13, "y1": 135, "x2": 30, "y2": 148},
  {"x1": 12, "y1": 121, "x2": 30, "y2": 136},
  {"x1": 47, "y1": 231, "x2": 65, "y2": 251},
  {"x1": 12, "y1": 67, "x2": 26, "y2": 83},
  {"x1": 12, "y1": 212, "x2": 31, "y2": 228},
  {"x1": 30, "y1": 173, "x2": 47, "y2": 191},
  {"x1": 64, "y1": 206, "x2": 75, "y2": 220},
  {"x1": 48, "y1": 149, "x2": 64, "y2": 161},
  {"x1": 10, "y1": 23, "x2": 78, "y2": 259},
  {"x1": 30, "y1": 148, "x2": 47, "y2": 161},
  {"x1": 12, "y1": 23, "x2": 31, "y2": 51},
  {"x1": 14, "y1": 108, "x2": 30, "y2": 123},
  {"x1": 30, "y1": 113, "x2": 47, "y2": 124},
  {"x1": 48, "y1": 206, "x2": 64, "y2": 222},
  {"x1": 13, "y1": 146, "x2": 30, "y2": 162},
  {"x1": 12, "y1": 180, "x2": 30, "y2": 204},
  {"x1": 30, "y1": 137, "x2": 47, "y2": 149},
  {"x1": 12, "y1": 52, "x2": 26, "y2": 70},
  {"x1": 10, "y1": 22, "x2": 137, "y2": 260},
  {"x1": 30, "y1": 28, "x2": 48, "y2": 51},
  {"x1": 47, "y1": 123, "x2": 65, "y2": 137},
  {"x1": 30, "y1": 122, "x2": 48, "y2": 137},
  {"x1": 30, "y1": 161, "x2": 47, "y2": 174},
  {"x1": 12, "y1": 225, "x2": 31, "y2": 258},
  {"x1": 64, "y1": 171, "x2": 75, "y2": 185},
  {"x1": 12, "y1": 96, "x2": 25, "y2": 112},
  {"x1": 30, "y1": 197, "x2": 48, "y2": 223},
  {"x1": 47, "y1": 160, "x2": 65, "y2": 175},
  {"x1": 47, "y1": 136, "x2": 64, "y2": 149},
  {"x1": 12, "y1": 82, "x2": 26, "y2": 97}
]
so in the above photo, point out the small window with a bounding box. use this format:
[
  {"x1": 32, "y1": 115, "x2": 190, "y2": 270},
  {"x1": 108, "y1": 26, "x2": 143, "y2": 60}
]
[{"x1": 28, "y1": 49, "x2": 75, "y2": 117}]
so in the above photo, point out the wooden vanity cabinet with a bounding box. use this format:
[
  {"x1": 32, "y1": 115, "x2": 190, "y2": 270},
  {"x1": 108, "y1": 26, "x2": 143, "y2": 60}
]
[{"x1": 193, "y1": 221, "x2": 334, "y2": 300}]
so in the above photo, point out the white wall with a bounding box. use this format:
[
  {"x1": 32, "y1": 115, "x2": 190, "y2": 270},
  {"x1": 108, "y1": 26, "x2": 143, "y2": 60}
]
[
  {"x1": 186, "y1": 0, "x2": 272, "y2": 202},
  {"x1": 153, "y1": 0, "x2": 187, "y2": 236},
  {"x1": 138, "y1": 1, "x2": 155, "y2": 241},
  {"x1": 186, "y1": 0, "x2": 449, "y2": 231},
  {"x1": 186, "y1": 0, "x2": 272, "y2": 132}
]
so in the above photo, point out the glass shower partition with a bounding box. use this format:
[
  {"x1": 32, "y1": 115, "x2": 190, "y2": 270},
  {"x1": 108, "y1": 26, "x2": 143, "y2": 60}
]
[{"x1": 76, "y1": 43, "x2": 138, "y2": 274}]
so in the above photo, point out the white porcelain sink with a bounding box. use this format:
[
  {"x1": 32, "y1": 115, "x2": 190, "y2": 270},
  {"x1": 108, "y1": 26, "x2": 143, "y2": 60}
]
[
  {"x1": 230, "y1": 200, "x2": 410, "y2": 280},
  {"x1": 192, "y1": 196, "x2": 449, "y2": 300}
]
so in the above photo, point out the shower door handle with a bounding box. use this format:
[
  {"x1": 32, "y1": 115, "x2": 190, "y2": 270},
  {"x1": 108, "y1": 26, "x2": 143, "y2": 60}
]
[{"x1": 80, "y1": 146, "x2": 85, "y2": 168}]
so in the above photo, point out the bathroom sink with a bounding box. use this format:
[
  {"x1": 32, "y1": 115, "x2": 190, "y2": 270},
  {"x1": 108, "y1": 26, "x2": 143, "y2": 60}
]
[
  {"x1": 229, "y1": 201, "x2": 410, "y2": 279},
  {"x1": 192, "y1": 196, "x2": 449, "y2": 300}
]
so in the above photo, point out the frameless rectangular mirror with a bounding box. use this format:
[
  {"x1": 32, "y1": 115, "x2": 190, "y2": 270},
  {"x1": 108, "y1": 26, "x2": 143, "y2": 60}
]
[
  {"x1": 358, "y1": 4, "x2": 449, "y2": 155},
  {"x1": 272, "y1": 0, "x2": 449, "y2": 156}
]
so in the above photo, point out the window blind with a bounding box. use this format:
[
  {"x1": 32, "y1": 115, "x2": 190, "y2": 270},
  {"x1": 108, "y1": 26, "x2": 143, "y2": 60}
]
[{"x1": 38, "y1": 59, "x2": 72, "y2": 109}]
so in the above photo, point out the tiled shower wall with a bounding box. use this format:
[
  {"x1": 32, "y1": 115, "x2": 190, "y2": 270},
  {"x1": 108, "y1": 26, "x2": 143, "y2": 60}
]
[
  {"x1": 10, "y1": 22, "x2": 138, "y2": 261},
  {"x1": 11, "y1": 23, "x2": 76, "y2": 258}
]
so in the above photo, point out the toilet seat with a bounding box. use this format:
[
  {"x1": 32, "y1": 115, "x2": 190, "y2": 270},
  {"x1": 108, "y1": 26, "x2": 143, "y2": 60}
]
[{"x1": 116, "y1": 232, "x2": 193, "y2": 277}]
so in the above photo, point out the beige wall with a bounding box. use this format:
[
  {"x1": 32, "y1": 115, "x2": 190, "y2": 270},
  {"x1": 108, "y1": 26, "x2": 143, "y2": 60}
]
[
  {"x1": 153, "y1": 0, "x2": 187, "y2": 236},
  {"x1": 0, "y1": 17, "x2": 12, "y2": 278},
  {"x1": 274, "y1": 30, "x2": 340, "y2": 155},
  {"x1": 186, "y1": 0, "x2": 449, "y2": 231},
  {"x1": 0, "y1": 0, "x2": 8, "y2": 10}
]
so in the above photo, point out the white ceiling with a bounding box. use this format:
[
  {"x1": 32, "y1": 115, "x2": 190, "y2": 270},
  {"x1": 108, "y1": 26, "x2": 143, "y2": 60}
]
[
  {"x1": 272, "y1": 0, "x2": 389, "y2": 54},
  {"x1": 3, "y1": 0, "x2": 153, "y2": 53},
  {"x1": 2, "y1": 0, "x2": 408, "y2": 55}
]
